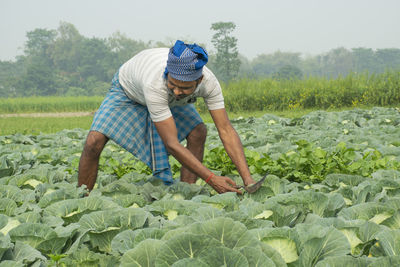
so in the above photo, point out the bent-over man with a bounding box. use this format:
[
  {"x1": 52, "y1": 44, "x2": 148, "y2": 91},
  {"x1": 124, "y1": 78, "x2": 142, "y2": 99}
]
[{"x1": 78, "y1": 40, "x2": 255, "y2": 194}]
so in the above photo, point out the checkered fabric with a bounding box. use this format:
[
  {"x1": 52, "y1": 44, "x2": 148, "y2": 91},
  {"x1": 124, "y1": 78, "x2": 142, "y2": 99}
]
[{"x1": 90, "y1": 71, "x2": 203, "y2": 185}]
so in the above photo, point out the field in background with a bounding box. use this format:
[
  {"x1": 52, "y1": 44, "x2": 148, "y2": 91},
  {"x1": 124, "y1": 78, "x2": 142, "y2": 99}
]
[
  {"x1": 211, "y1": 71, "x2": 400, "y2": 113},
  {"x1": 1, "y1": 106, "x2": 376, "y2": 136},
  {"x1": 0, "y1": 96, "x2": 104, "y2": 114},
  {"x1": 0, "y1": 116, "x2": 94, "y2": 135},
  {"x1": 1, "y1": 71, "x2": 399, "y2": 115},
  {"x1": 1, "y1": 71, "x2": 398, "y2": 135},
  {"x1": 0, "y1": 109, "x2": 319, "y2": 136}
]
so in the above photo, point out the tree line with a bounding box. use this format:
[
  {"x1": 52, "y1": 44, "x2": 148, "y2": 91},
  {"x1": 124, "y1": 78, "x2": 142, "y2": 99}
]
[{"x1": 1, "y1": 21, "x2": 400, "y2": 97}]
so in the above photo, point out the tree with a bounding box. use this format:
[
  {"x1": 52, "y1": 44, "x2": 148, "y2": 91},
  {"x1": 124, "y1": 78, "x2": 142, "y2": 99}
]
[
  {"x1": 107, "y1": 31, "x2": 149, "y2": 66},
  {"x1": 52, "y1": 22, "x2": 113, "y2": 91},
  {"x1": 251, "y1": 51, "x2": 302, "y2": 77},
  {"x1": 0, "y1": 60, "x2": 23, "y2": 97},
  {"x1": 52, "y1": 22, "x2": 83, "y2": 76},
  {"x1": 24, "y1": 28, "x2": 57, "y2": 57},
  {"x1": 301, "y1": 55, "x2": 322, "y2": 77},
  {"x1": 19, "y1": 28, "x2": 57, "y2": 96},
  {"x1": 376, "y1": 48, "x2": 400, "y2": 70},
  {"x1": 20, "y1": 56, "x2": 57, "y2": 96},
  {"x1": 319, "y1": 47, "x2": 354, "y2": 78},
  {"x1": 352, "y1": 47, "x2": 379, "y2": 73},
  {"x1": 210, "y1": 22, "x2": 240, "y2": 82},
  {"x1": 273, "y1": 65, "x2": 303, "y2": 80},
  {"x1": 77, "y1": 37, "x2": 113, "y2": 82}
]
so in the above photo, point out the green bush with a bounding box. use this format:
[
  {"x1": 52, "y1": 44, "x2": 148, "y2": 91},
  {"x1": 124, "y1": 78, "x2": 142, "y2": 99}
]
[
  {"x1": 1, "y1": 71, "x2": 399, "y2": 114},
  {"x1": 196, "y1": 71, "x2": 400, "y2": 112}
]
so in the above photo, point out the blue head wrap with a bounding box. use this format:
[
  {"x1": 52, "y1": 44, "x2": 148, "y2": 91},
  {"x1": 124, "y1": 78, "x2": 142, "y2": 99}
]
[{"x1": 164, "y1": 40, "x2": 208, "y2": 81}]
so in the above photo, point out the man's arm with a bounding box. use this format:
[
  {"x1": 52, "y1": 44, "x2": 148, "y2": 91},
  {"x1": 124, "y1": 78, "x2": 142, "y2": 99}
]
[
  {"x1": 153, "y1": 116, "x2": 242, "y2": 193},
  {"x1": 209, "y1": 108, "x2": 255, "y2": 186}
]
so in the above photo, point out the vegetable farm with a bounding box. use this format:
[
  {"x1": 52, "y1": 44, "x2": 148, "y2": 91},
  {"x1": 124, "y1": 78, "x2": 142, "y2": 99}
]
[{"x1": 1, "y1": 107, "x2": 400, "y2": 266}]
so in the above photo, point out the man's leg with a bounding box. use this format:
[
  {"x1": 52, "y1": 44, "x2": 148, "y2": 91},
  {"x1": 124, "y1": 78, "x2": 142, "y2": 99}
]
[
  {"x1": 78, "y1": 131, "x2": 109, "y2": 191},
  {"x1": 180, "y1": 123, "x2": 207, "y2": 184}
]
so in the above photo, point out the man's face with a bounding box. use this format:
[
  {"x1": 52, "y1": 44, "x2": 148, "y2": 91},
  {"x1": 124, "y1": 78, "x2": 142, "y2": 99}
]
[{"x1": 166, "y1": 74, "x2": 202, "y2": 100}]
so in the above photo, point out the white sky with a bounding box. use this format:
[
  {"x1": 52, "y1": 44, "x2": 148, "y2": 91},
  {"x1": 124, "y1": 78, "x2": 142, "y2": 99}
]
[{"x1": 1, "y1": 0, "x2": 400, "y2": 61}]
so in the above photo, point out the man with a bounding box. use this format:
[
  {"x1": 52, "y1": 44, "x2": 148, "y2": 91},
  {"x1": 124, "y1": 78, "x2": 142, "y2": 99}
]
[{"x1": 78, "y1": 40, "x2": 255, "y2": 194}]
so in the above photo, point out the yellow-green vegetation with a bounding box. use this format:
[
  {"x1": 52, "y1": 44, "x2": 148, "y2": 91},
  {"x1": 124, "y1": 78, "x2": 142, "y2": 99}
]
[
  {"x1": 210, "y1": 71, "x2": 400, "y2": 113},
  {"x1": 0, "y1": 107, "x2": 377, "y2": 136},
  {"x1": 0, "y1": 109, "x2": 316, "y2": 136},
  {"x1": 1, "y1": 71, "x2": 399, "y2": 115},
  {"x1": 0, "y1": 96, "x2": 103, "y2": 114},
  {"x1": 0, "y1": 116, "x2": 94, "y2": 135}
]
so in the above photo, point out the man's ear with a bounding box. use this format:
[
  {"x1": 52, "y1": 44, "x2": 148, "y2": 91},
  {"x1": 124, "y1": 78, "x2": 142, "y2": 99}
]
[{"x1": 197, "y1": 75, "x2": 204, "y2": 83}]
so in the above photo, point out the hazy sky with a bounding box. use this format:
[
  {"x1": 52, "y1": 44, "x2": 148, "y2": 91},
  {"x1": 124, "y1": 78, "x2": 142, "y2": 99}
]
[{"x1": 1, "y1": 0, "x2": 400, "y2": 61}]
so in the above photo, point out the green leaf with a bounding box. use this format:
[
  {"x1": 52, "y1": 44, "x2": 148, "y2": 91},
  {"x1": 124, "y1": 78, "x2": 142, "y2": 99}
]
[
  {"x1": 338, "y1": 203, "x2": 396, "y2": 224},
  {"x1": 120, "y1": 239, "x2": 164, "y2": 267},
  {"x1": 0, "y1": 234, "x2": 13, "y2": 260},
  {"x1": 381, "y1": 211, "x2": 400, "y2": 229},
  {"x1": 112, "y1": 228, "x2": 166, "y2": 255},
  {"x1": 44, "y1": 196, "x2": 120, "y2": 224},
  {"x1": 254, "y1": 210, "x2": 274, "y2": 220},
  {"x1": 0, "y1": 185, "x2": 25, "y2": 204},
  {"x1": 324, "y1": 193, "x2": 346, "y2": 217},
  {"x1": 295, "y1": 223, "x2": 333, "y2": 247},
  {"x1": 0, "y1": 261, "x2": 25, "y2": 267},
  {"x1": 0, "y1": 198, "x2": 18, "y2": 216},
  {"x1": 9, "y1": 223, "x2": 69, "y2": 254},
  {"x1": 170, "y1": 258, "x2": 209, "y2": 267},
  {"x1": 375, "y1": 229, "x2": 400, "y2": 256},
  {"x1": 0, "y1": 216, "x2": 20, "y2": 236},
  {"x1": 240, "y1": 246, "x2": 276, "y2": 267},
  {"x1": 298, "y1": 227, "x2": 351, "y2": 267},
  {"x1": 190, "y1": 206, "x2": 224, "y2": 222},
  {"x1": 339, "y1": 229, "x2": 363, "y2": 255},
  {"x1": 314, "y1": 255, "x2": 373, "y2": 267},
  {"x1": 60, "y1": 245, "x2": 119, "y2": 267},
  {"x1": 200, "y1": 192, "x2": 240, "y2": 212},
  {"x1": 198, "y1": 246, "x2": 249, "y2": 267},
  {"x1": 261, "y1": 227, "x2": 299, "y2": 263},
  {"x1": 262, "y1": 235, "x2": 298, "y2": 263},
  {"x1": 155, "y1": 233, "x2": 221, "y2": 266},
  {"x1": 16, "y1": 211, "x2": 41, "y2": 224},
  {"x1": 111, "y1": 229, "x2": 136, "y2": 255},
  {"x1": 38, "y1": 187, "x2": 83, "y2": 208},
  {"x1": 259, "y1": 242, "x2": 287, "y2": 267},
  {"x1": 190, "y1": 217, "x2": 260, "y2": 250},
  {"x1": 78, "y1": 208, "x2": 149, "y2": 253},
  {"x1": 12, "y1": 241, "x2": 46, "y2": 265},
  {"x1": 368, "y1": 256, "x2": 400, "y2": 267}
]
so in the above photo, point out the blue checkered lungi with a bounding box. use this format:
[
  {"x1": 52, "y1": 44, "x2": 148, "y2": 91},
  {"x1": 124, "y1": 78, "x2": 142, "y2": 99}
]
[{"x1": 90, "y1": 71, "x2": 203, "y2": 185}]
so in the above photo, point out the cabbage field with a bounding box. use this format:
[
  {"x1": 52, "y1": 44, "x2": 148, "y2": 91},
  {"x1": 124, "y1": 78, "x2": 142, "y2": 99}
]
[{"x1": 1, "y1": 107, "x2": 400, "y2": 266}]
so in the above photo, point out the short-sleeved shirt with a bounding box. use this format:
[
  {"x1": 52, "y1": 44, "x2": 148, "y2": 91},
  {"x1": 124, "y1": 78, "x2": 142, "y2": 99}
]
[{"x1": 118, "y1": 48, "x2": 225, "y2": 122}]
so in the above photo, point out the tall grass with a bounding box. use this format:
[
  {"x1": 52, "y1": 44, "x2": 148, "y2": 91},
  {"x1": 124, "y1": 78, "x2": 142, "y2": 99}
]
[
  {"x1": 197, "y1": 71, "x2": 400, "y2": 112},
  {"x1": 0, "y1": 96, "x2": 103, "y2": 114},
  {"x1": 0, "y1": 116, "x2": 94, "y2": 135},
  {"x1": 1, "y1": 71, "x2": 399, "y2": 114}
]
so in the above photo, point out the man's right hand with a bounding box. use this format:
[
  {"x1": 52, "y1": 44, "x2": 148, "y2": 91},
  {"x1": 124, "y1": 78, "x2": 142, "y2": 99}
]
[{"x1": 208, "y1": 175, "x2": 243, "y2": 194}]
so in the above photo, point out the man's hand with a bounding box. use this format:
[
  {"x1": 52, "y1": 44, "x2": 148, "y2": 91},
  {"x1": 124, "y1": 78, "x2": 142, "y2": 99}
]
[
  {"x1": 244, "y1": 178, "x2": 257, "y2": 186},
  {"x1": 208, "y1": 175, "x2": 243, "y2": 194}
]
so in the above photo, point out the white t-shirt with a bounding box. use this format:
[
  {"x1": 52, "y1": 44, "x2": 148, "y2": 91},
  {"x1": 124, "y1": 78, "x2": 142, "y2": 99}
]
[{"x1": 118, "y1": 48, "x2": 225, "y2": 122}]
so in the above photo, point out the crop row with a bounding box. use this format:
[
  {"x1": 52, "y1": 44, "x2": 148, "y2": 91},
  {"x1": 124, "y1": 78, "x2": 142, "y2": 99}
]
[{"x1": 0, "y1": 108, "x2": 399, "y2": 266}]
